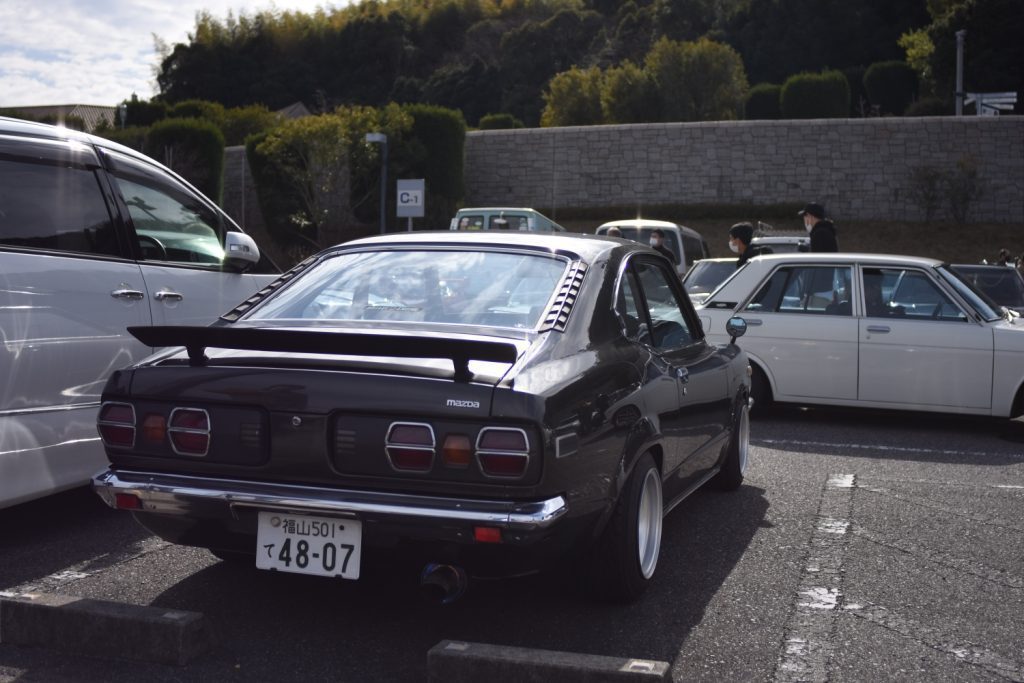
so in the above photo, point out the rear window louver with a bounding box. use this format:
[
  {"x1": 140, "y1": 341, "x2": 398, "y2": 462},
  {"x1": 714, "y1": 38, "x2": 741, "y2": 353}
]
[
  {"x1": 220, "y1": 254, "x2": 319, "y2": 322},
  {"x1": 540, "y1": 261, "x2": 587, "y2": 332}
]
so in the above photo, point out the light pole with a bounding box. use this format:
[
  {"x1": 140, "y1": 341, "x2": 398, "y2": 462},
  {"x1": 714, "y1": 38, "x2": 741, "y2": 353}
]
[
  {"x1": 365, "y1": 132, "x2": 388, "y2": 234},
  {"x1": 955, "y1": 30, "x2": 966, "y2": 116}
]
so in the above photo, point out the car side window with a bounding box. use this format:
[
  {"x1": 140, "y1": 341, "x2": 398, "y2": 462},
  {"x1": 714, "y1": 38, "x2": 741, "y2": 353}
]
[
  {"x1": 0, "y1": 157, "x2": 119, "y2": 257},
  {"x1": 747, "y1": 266, "x2": 852, "y2": 316},
  {"x1": 863, "y1": 268, "x2": 967, "y2": 321},
  {"x1": 106, "y1": 151, "x2": 226, "y2": 266},
  {"x1": 633, "y1": 261, "x2": 696, "y2": 349}
]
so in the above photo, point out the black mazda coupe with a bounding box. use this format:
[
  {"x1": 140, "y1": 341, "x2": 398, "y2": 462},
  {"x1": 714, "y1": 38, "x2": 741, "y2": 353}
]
[{"x1": 93, "y1": 231, "x2": 750, "y2": 601}]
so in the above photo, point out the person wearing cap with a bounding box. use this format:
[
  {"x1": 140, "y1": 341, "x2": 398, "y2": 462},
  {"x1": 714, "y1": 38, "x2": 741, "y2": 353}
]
[
  {"x1": 728, "y1": 222, "x2": 770, "y2": 268},
  {"x1": 798, "y1": 202, "x2": 838, "y2": 252},
  {"x1": 605, "y1": 226, "x2": 623, "y2": 238}
]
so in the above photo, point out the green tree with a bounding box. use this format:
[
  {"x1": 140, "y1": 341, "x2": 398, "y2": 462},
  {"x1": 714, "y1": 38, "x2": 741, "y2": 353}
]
[
  {"x1": 540, "y1": 67, "x2": 604, "y2": 127},
  {"x1": 144, "y1": 118, "x2": 226, "y2": 202},
  {"x1": 253, "y1": 105, "x2": 413, "y2": 248},
  {"x1": 600, "y1": 61, "x2": 659, "y2": 124},
  {"x1": 644, "y1": 37, "x2": 748, "y2": 121}
]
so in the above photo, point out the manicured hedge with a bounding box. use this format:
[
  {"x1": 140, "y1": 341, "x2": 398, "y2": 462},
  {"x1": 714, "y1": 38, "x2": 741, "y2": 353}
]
[
  {"x1": 744, "y1": 83, "x2": 781, "y2": 120},
  {"x1": 478, "y1": 113, "x2": 525, "y2": 130},
  {"x1": 863, "y1": 61, "x2": 918, "y2": 115},
  {"x1": 145, "y1": 118, "x2": 226, "y2": 202},
  {"x1": 780, "y1": 70, "x2": 850, "y2": 119}
]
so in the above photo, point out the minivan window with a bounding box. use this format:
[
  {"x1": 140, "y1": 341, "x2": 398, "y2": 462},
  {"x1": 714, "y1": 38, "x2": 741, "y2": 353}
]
[
  {"x1": 0, "y1": 157, "x2": 118, "y2": 256},
  {"x1": 107, "y1": 151, "x2": 226, "y2": 265}
]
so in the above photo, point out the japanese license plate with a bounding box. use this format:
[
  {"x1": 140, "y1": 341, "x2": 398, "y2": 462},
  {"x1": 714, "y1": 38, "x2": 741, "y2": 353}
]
[{"x1": 255, "y1": 511, "x2": 362, "y2": 579}]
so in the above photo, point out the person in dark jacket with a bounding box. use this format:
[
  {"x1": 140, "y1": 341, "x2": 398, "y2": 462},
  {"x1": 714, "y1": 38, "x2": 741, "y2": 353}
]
[
  {"x1": 798, "y1": 202, "x2": 838, "y2": 252},
  {"x1": 728, "y1": 222, "x2": 770, "y2": 268},
  {"x1": 649, "y1": 228, "x2": 679, "y2": 265}
]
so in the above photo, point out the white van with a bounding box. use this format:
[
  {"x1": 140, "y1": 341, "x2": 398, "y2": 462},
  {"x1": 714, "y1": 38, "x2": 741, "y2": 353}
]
[
  {"x1": 450, "y1": 207, "x2": 566, "y2": 232},
  {"x1": 596, "y1": 219, "x2": 709, "y2": 277},
  {"x1": 0, "y1": 117, "x2": 280, "y2": 509}
]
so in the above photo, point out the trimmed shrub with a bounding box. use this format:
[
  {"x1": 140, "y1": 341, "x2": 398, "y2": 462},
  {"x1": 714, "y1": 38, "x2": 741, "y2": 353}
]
[
  {"x1": 124, "y1": 96, "x2": 168, "y2": 127},
  {"x1": 144, "y1": 118, "x2": 226, "y2": 203},
  {"x1": 93, "y1": 126, "x2": 148, "y2": 152},
  {"x1": 222, "y1": 105, "x2": 283, "y2": 146},
  {"x1": 904, "y1": 97, "x2": 950, "y2": 117},
  {"x1": 477, "y1": 113, "x2": 525, "y2": 130},
  {"x1": 168, "y1": 99, "x2": 226, "y2": 124},
  {"x1": 863, "y1": 61, "x2": 918, "y2": 115},
  {"x1": 780, "y1": 70, "x2": 850, "y2": 119},
  {"x1": 744, "y1": 83, "x2": 781, "y2": 120}
]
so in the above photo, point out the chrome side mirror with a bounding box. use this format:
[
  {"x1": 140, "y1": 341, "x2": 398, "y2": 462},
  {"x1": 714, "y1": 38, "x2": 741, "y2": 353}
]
[
  {"x1": 224, "y1": 231, "x2": 260, "y2": 272},
  {"x1": 726, "y1": 316, "x2": 747, "y2": 344}
]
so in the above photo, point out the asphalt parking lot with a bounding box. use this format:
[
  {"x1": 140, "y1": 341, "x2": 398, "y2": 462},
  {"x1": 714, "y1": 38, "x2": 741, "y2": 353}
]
[{"x1": 2, "y1": 407, "x2": 1022, "y2": 682}]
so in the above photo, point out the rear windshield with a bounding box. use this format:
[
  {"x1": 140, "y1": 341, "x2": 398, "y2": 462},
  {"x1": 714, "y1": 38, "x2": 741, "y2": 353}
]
[
  {"x1": 250, "y1": 249, "x2": 569, "y2": 330},
  {"x1": 683, "y1": 260, "x2": 736, "y2": 296}
]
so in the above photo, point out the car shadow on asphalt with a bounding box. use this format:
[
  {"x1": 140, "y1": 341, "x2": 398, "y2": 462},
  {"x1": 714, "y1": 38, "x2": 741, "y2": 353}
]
[
  {"x1": 138, "y1": 485, "x2": 769, "y2": 681},
  {"x1": 752, "y1": 404, "x2": 1024, "y2": 466},
  {"x1": 0, "y1": 486, "x2": 152, "y2": 591}
]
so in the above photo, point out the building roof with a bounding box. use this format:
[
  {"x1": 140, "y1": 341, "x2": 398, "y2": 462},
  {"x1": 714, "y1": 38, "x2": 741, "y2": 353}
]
[{"x1": 3, "y1": 104, "x2": 116, "y2": 132}]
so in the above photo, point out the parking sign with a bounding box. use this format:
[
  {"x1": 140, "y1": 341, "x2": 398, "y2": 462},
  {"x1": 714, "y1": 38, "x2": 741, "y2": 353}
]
[{"x1": 396, "y1": 179, "x2": 425, "y2": 218}]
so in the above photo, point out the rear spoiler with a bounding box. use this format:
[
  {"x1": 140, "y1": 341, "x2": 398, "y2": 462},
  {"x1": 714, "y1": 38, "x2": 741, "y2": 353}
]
[{"x1": 128, "y1": 326, "x2": 520, "y2": 383}]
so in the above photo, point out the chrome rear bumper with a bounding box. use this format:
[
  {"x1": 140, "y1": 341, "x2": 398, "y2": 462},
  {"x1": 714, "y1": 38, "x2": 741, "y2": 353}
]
[{"x1": 92, "y1": 469, "x2": 568, "y2": 530}]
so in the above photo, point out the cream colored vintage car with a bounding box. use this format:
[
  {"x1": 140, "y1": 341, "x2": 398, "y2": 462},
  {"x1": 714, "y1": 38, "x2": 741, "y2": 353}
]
[{"x1": 698, "y1": 252, "x2": 1024, "y2": 417}]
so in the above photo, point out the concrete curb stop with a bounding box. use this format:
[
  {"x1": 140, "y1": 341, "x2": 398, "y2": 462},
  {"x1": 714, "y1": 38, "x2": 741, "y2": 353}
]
[
  {"x1": 427, "y1": 640, "x2": 671, "y2": 682},
  {"x1": 0, "y1": 592, "x2": 211, "y2": 666}
]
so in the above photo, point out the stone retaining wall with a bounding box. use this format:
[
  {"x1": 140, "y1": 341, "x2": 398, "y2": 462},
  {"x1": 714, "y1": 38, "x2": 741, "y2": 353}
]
[{"x1": 464, "y1": 117, "x2": 1024, "y2": 223}]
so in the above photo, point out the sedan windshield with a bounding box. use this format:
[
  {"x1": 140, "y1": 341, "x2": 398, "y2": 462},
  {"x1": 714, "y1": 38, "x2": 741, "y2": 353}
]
[
  {"x1": 249, "y1": 249, "x2": 568, "y2": 329},
  {"x1": 937, "y1": 265, "x2": 1002, "y2": 322},
  {"x1": 682, "y1": 260, "x2": 736, "y2": 297}
]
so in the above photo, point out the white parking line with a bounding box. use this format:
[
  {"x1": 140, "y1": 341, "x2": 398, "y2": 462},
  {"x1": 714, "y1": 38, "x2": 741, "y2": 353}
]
[{"x1": 774, "y1": 474, "x2": 855, "y2": 683}]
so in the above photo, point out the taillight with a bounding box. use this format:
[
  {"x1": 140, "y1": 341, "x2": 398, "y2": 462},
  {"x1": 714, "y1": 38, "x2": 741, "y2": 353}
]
[
  {"x1": 168, "y1": 408, "x2": 211, "y2": 456},
  {"x1": 386, "y1": 422, "x2": 435, "y2": 472},
  {"x1": 476, "y1": 427, "x2": 530, "y2": 478},
  {"x1": 97, "y1": 402, "x2": 136, "y2": 448}
]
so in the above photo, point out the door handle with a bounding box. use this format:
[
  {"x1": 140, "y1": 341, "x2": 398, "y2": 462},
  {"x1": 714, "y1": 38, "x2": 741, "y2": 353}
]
[
  {"x1": 866, "y1": 325, "x2": 890, "y2": 333},
  {"x1": 154, "y1": 289, "x2": 184, "y2": 302},
  {"x1": 110, "y1": 287, "x2": 145, "y2": 301},
  {"x1": 745, "y1": 318, "x2": 763, "y2": 326}
]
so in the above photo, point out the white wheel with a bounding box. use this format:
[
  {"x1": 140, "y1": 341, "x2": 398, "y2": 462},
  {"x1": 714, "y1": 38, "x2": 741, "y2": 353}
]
[{"x1": 637, "y1": 466, "x2": 663, "y2": 579}]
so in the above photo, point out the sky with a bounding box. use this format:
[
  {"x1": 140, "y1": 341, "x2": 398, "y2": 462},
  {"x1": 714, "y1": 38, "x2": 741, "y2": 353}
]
[{"x1": 0, "y1": 0, "x2": 345, "y2": 108}]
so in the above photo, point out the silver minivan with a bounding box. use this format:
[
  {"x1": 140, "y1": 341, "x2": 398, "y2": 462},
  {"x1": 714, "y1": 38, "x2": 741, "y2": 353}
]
[
  {"x1": 0, "y1": 117, "x2": 279, "y2": 508},
  {"x1": 596, "y1": 219, "x2": 709, "y2": 277}
]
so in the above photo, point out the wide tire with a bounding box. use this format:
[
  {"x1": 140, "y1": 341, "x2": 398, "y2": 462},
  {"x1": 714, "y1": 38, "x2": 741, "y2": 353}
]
[
  {"x1": 588, "y1": 453, "x2": 663, "y2": 602},
  {"x1": 713, "y1": 398, "x2": 750, "y2": 491}
]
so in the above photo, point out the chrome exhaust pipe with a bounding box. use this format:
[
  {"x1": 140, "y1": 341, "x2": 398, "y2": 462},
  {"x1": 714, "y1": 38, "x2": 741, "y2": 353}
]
[{"x1": 419, "y1": 563, "x2": 468, "y2": 604}]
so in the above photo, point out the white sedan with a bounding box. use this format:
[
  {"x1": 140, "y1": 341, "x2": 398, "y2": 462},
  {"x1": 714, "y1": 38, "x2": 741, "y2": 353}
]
[{"x1": 698, "y1": 253, "x2": 1024, "y2": 417}]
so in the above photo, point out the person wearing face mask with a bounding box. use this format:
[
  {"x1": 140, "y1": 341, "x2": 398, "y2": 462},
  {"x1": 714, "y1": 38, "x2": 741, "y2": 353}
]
[
  {"x1": 798, "y1": 202, "x2": 838, "y2": 252},
  {"x1": 728, "y1": 222, "x2": 769, "y2": 268},
  {"x1": 648, "y1": 228, "x2": 679, "y2": 265}
]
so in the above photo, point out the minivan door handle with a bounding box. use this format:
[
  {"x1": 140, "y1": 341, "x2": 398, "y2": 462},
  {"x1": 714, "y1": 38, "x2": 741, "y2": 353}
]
[
  {"x1": 110, "y1": 287, "x2": 145, "y2": 301},
  {"x1": 866, "y1": 325, "x2": 890, "y2": 334},
  {"x1": 154, "y1": 289, "x2": 184, "y2": 302}
]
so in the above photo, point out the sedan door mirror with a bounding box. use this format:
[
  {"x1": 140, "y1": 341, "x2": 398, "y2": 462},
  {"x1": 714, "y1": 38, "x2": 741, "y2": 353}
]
[
  {"x1": 726, "y1": 316, "x2": 747, "y2": 344},
  {"x1": 224, "y1": 231, "x2": 260, "y2": 273}
]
